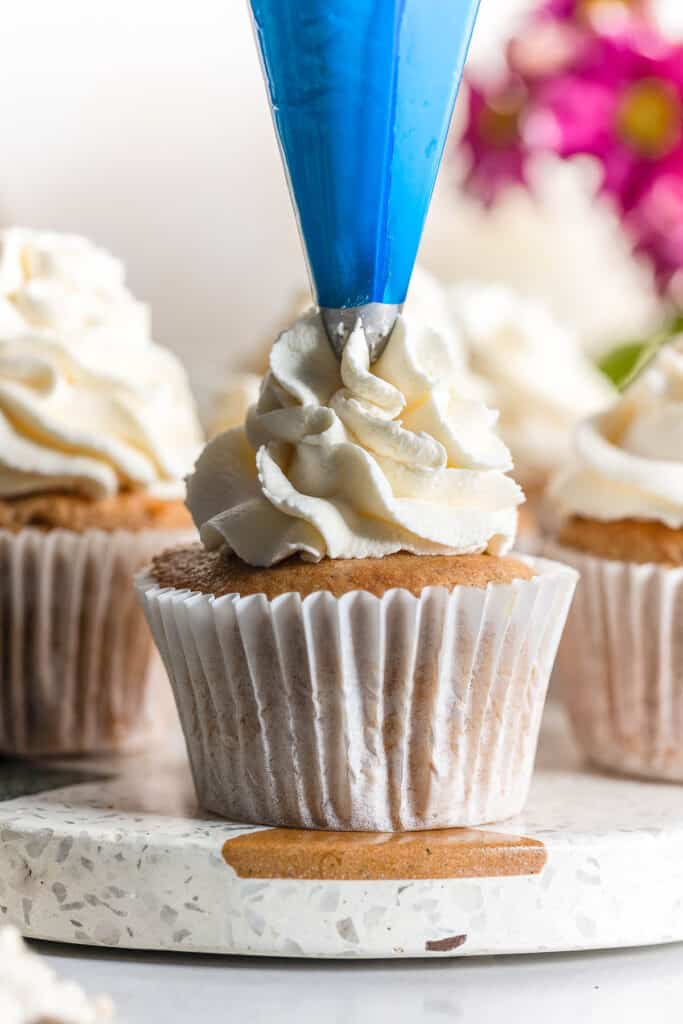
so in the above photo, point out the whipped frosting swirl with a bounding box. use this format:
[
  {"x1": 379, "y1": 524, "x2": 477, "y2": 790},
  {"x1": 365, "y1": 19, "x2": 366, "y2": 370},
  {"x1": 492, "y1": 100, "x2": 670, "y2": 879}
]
[
  {"x1": 550, "y1": 338, "x2": 683, "y2": 529},
  {"x1": 0, "y1": 228, "x2": 203, "y2": 500},
  {"x1": 449, "y1": 282, "x2": 614, "y2": 487},
  {"x1": 187, "y1": 312, "x2": 523, "y2": 566},
  {"x1": 0, "y1": 228, "x2": 148, "y2": 338}
]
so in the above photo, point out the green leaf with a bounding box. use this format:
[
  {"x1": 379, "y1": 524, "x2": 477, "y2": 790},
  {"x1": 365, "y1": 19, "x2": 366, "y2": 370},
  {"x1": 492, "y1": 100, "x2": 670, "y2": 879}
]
[
  {"x1": 598, "y1": 315, "x2": 683, "y2": 391},
  {"x1": 599, "y1": 343, "x2": 644, "y2": 389}
]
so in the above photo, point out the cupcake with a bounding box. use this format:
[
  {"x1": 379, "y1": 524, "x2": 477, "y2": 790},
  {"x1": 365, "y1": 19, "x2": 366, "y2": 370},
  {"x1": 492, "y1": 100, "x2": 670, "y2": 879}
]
[
  {"x1": 448, "y1": 281, "x2": 614, "y2": 508},
  {"x1": 138, "y1": 311, "x2": 577, "y2": 831},
  {"x1": 546, "y1": 337, "x2": 683, "y2": 780},
  {"x1": 0, "y1": 228, "x2": 203, "y2": 756}
]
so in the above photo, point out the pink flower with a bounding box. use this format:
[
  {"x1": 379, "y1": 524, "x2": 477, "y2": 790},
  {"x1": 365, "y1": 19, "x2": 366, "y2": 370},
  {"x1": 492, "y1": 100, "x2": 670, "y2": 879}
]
[
  {"x1": 523, "y1": 37, "x2": 683, "y2": 199},
  {"x1": 461, "y1": 77, "x2": 530, "y2": 204},
  {"x1": 508, "y1": 20, "x2": 587, "y2": 80},
  {"x1": 627, "y1": 152, "x2": 683, "y2": 286},
  {"x1": 541, "y1": 0, "x2": 651, "y2": 36},
  {"x1": 458, "y1": 0, "x2": 683, "y2": 295}
]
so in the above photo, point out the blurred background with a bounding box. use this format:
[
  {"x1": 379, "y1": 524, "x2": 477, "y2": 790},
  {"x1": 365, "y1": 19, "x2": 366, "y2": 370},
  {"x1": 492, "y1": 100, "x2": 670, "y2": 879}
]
[{"x1": 3, "y1": 0, "x2": 682, "y2": 414}]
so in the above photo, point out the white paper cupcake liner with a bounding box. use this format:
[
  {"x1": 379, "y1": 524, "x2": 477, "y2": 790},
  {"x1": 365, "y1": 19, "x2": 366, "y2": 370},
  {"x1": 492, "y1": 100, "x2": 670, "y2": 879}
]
[
  {"x1": 137, "y1": 556, "x2": 577, "y2": 831},
  {"x1": 545, "y1": 540, "x2": 683, "y2": 781},
  {"x1": 0, "y1": 528, "x2": 188, "y2": 756}
]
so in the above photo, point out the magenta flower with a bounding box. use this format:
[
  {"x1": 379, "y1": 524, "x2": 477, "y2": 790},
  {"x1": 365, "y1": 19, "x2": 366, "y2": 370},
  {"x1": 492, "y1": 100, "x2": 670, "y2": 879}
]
[
  {"x1": 522, "y1": 34, "x2": 683, "y2": 197},
  {"x1": 541, "y1": 0, "x2": 651, "y2": 35},
  {"x1": 509, "y1": 0, "x2": 653, "y2": 81},
  {"x1": 508, "y1": 19, "x2": 587, "y2": 80},
  {"x1": 627, "y1": 151, "x2": 683, "y2": 287},
  {"x1": 459, "y1": 0, "x2": 683, "y2": 294},
  {"x1": 461, "y1": 77, "x2": 530, "y2": 204}
]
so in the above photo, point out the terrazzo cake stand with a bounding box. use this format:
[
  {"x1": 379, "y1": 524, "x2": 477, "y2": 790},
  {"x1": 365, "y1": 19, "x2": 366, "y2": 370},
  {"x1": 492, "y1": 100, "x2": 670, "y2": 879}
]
[{"x1": 2, "y1": 705, "x2": 683, "y2": 959}]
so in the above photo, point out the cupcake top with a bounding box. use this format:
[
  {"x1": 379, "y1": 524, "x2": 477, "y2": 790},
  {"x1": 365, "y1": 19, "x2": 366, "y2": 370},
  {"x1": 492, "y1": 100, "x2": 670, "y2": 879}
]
[
  {"x1": 449, "y1": 282, "x2": 614, "y2": 488},
  {"x1": 187, "y1": 311, "x2": 524, "y2": 567},
  {"x1": 0, "y1": 228, "x2": 203, "y2": 501},
  {"x1": 550, "y1": 338, "x2": 683, "y2": 529}
]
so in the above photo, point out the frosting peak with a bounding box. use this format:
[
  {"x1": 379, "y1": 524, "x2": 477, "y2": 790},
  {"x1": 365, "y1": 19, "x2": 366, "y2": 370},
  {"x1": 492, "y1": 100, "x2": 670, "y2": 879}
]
[
  {"x1": 550, "y1": 338, "x2": 683, "y2": 529},
  {"x1": 0, "y1": 228, "x2": 148, "y2": 338},
  {"x1": 0, "y1": 228, "x2": 203, "y2": 501},
  {"x1": 187, "y1": 312, "x2": 523, "y2": 566}
]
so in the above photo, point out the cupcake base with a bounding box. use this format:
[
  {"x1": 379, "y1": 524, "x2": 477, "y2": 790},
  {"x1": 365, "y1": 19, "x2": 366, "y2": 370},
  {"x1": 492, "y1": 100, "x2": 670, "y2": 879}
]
[
  {"x1": 0, "y1": 527, "x2": 185, "y2": 756},
  {"x1": 559, "y1": 515, "x2": 683, "y2": 566},
  {"x1": 546, "y1": 540, "x2": 683, "y2": 782},
  {"x1": 0, "y1": 490, "x2": 192, "y2": 533},
  {"x1": 137, "y1": 555, "x2": 576, "y2": 831}
]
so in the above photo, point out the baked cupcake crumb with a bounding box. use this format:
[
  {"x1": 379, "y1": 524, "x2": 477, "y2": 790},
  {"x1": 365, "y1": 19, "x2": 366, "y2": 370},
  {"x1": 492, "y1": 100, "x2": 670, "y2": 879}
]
[
  {"x1": 559, "y1": 515, "x2": 683, "y2": 566},
  {"x1": 150, "y1": 545, "x2": 535, "y2": 600},
  {"x1": 0, "y1": 491, "x2": 193, "y2": 533}
]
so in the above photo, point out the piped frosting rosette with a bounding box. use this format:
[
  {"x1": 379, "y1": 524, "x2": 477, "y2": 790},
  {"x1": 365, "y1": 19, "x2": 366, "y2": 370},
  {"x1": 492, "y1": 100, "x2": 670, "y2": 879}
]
[
  {"x1": 188, "y1": 311, "x2": 523, "y2": 566},
  {"x1": 0, "y1": 228, "x2": 203, "y2": 501}
]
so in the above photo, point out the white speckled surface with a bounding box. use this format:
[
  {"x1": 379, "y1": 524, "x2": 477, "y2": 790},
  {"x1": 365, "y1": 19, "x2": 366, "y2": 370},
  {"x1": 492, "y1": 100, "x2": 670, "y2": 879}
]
[{"x1": 2, "y1": 707, "x2": 683, "y2": 959}]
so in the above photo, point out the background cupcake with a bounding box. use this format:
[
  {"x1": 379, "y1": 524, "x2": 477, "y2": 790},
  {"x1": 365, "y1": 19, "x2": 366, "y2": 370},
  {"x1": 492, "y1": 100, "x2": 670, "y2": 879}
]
[
  {"x1": 0, "y1": 228, "x2": 203, "y2": 756},
  {"x1": 546, "y1": 337, "x2": 683, "y2": 780},
  {"x1": 139, "y1": 310, "x2": 576, "y2": 831},
  {"x1": 448, "y1": 281, "x2": 615, "y2": 498}
]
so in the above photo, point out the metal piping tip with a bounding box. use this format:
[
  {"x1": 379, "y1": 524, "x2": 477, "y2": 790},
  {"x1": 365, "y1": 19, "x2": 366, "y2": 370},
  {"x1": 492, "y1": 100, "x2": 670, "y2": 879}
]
[{"x1": 322, "y1": 303, "x2": 400, "y2": 363}]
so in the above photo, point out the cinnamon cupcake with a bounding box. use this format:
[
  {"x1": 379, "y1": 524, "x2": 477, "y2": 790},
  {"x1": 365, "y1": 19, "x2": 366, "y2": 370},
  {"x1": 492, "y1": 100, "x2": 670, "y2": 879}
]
[
  {"x1": 547, "y1": 337, "x2": 683, "y2": 781},
  {"x1": 0, "y1": 228, "x2": 203, "y2": 755},
  {"x1": 138, "y1": 311, "x2": 577, "y2": 831},
  {"x1": 448, "y1": 281, "x2": 614, "y2": 536}
]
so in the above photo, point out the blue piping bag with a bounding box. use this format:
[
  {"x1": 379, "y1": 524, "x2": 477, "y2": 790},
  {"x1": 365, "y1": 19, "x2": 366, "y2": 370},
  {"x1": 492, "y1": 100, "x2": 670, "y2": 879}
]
[{"x1": 249, "y1": 0, "x2": 481, "y2": 359}]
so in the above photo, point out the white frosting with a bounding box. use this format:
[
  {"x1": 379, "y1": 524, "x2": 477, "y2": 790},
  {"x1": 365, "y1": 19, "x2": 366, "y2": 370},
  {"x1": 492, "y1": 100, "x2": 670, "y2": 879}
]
[
  {"x1": 294, "y1": 266, "x2": 479, "y2": 390},
  {"x1": 209, "y1": 372, "x2": 262, "y2": 437},
  {"x1": 427, "y1": 155, "x2": 662, "y2": 357},
  {"x1": 550, "y1": 338, "x2": 683, "y2": 529},
  {"x1": 0, "y1": 927, "x2": 114, "y2": 1024},
  {"x1": 286, "y1": 272, "x2": 613, "y2": 492},
  {"x1": 449, "y1": 281, "x2": 614, "y2": 486},
  {"x1": 403, "y1": 266, "x2": 470, "y2": 372},
  {"x1": 0, "y1": 228, "x2": 148, "y2": 339},
  {"x1": 0, "y1": 228, "x2": 203, "y2": 500},
  {"x1": 187, "y1": 312, "x2": 523, "y2": 566}
]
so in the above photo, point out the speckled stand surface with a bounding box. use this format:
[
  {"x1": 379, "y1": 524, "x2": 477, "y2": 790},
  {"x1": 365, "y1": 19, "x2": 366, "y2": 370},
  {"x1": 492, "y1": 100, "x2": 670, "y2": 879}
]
[{"x1": 2, "y1": 706, "x2": 683, "y2": 959}]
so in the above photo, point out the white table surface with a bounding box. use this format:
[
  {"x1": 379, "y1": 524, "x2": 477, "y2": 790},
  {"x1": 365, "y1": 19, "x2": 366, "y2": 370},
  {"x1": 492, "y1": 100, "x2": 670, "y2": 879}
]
[{"x1": 35, "y1": 940, "x2": 683, "y2": 1024}]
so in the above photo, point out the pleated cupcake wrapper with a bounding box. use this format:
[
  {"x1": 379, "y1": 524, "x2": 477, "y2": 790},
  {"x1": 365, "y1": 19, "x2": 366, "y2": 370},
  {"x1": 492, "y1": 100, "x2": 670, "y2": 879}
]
[
  {"x1": 0, "y1": 528, "x2": 189, "y2": 756},
  {"x1": 137, "y1": 557, "x2": 577, "y2": 831},
  {"x1": 545, "y1": 541, "x2": 683, "y2": 782}
]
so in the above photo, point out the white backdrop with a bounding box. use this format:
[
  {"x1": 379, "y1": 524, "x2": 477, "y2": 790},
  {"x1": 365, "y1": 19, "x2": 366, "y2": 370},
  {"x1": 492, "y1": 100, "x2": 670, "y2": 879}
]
[{"x1": 1, "y1": 1, "x2": 678, "y2": 413}]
